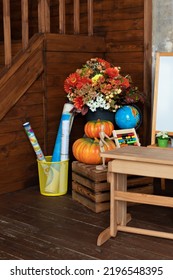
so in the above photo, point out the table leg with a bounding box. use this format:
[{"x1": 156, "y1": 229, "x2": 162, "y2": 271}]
[
  {"x1": 97, "y1": 172, "x2": 117, "y2": 246},
  {"x1": 97, "y1": 227, "x2": 111, "y2": 246},
  {"x1": 161, "y1": 178, "x2": 166, "y2": 191},
  {"x1": 97, "y1": 172, "x2": 128, "y2": 246},
  {"x1": 110, "y1": 172, "x2": 127, "y2": 236}
]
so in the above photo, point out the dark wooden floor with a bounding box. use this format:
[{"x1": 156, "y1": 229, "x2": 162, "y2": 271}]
[{"x1": 0, "y1": 186, "x2": 173, "y2": 260}]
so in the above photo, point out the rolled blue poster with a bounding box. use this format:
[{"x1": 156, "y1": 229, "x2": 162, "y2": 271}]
[
  {"x1": 51, "y1": 121, "x2": 62, "y2": 162},
  {"x1": 45, "y1": 113, "x2": 71, "y2": 193},
  {"x1": 52, "y1": 103, "x2": 74, "y2": 162},
  {"x1": 60, "y1": 114, "x2": 71, "y2": 161},
  {"x1": 45, "y1": 103, "x2": 74, "y2": 193}
]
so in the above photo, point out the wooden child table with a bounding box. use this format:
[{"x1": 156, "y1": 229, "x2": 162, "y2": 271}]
[{"x1": 97, "y1": 146, "x2": 173, "y2": 246}]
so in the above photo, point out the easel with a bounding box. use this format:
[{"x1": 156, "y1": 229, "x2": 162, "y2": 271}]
[{"x1": 150, "y1": 52, "x2": 173, "y2": 191}]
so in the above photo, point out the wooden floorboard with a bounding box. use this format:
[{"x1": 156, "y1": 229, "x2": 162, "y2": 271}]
[{"x1": 0, "y1": 186, "x2": 173, "y2": 260}]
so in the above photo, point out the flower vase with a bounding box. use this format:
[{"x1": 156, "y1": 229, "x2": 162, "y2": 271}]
[
  {"x1": 157, "y1": 138, "x2": 169, "y2": 148},
  {"x1": 85, "y1": 108, "x2": 115, "y2": 125}
]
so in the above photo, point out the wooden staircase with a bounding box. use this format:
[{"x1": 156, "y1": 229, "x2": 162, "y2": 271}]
[
  {"x1": 0, "y1": 1, "x2": 106, "y2": 195},
  {"x1": 0, "y1": 0, "x2": 94, "y2": 120},
  {"x1": 0, "y1": 34, "x2": 45, "y2": 121}
]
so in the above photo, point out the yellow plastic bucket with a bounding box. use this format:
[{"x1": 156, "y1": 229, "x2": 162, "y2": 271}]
[{"x1": 37, "y1": 156, "x2": 69, "y2": 196}]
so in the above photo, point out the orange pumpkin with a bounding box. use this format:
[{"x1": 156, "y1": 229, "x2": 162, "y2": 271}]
[
  {"x1": 72, "y1": 137, "x2": 116, "y2": 164},
  {"x1": 84, "y1": 119, "x2": 114, "y2": 138}
]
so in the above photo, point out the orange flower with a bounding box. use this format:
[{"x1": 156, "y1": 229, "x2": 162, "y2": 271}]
[
  {"x1": 64, "y1": 73, "x2": 81, "y2": 93},
  {"x1": 73, "y1": 96, "x2": 84, "y2": 110},
  {"x1": 121, "y1": 77, "x2": 130, "y2": 88},
  {"x1": 64, "y1": 57, "x2": 145, "y2": 114},
  {"x1": 105, "y1": 67, "x2": 119, "y2": 78},
  {"x1": 76, "y1": 77, "x2": 91, "y2": 90},
  {"x1": 97, "y1": 58, "x2": 111, "y2": 68}
]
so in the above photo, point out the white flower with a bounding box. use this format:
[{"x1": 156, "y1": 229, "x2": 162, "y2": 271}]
[
  {"x1": 96, "y1": 96, "x2": 106, "y2": 108},
  {"x1": 103, "y1": 103, "x2": 111, "y2": 110},
  {"x1": 86, "y1": 100, "x2": 97, "y2": 112},
  {"x1": 156, "y1": 131, "x2": 169, "y2": 139}
]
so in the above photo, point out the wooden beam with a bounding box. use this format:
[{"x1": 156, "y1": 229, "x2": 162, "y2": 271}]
[
  {"x1": 59, "y1": 0, "x2": 66, "y2": 34},
  {"x1": 3, "y1": 0, "x2": 12, "y2": 67},
  {"x1": 143, "y1": 0, "x2": 152, "y2": 145},
  {"x1": 38, "y1": 0, "x2": 50, "y2": 33},
  {"x1": 74, "y1": 0, "x2": 80, "y2": 34},
  {"x1": 87, "y1": 0, "x2": 93, "y2": 36},
  {"x1": 21, "y1": 0, "x2": 29, "y2": 50},
  {"x1": 115, "y1": 191, "x2": 173, "y2": 208},
  {"x1": 118, "y1": 225, "x2": 173, "y2": 240},
  {"x1": 44, "y1": 33, "x2": 106, "y2": 52},
  {"x1": 38, "y1": 0, "x2": 43, "y2": 32},
  {"x1": 44, "y1": 0, "x2": 50, "y2": 32}
]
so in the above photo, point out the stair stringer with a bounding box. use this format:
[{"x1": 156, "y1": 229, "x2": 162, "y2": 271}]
[{"x1": 0, "y1": 34, "x2": 45, "y2": 121}]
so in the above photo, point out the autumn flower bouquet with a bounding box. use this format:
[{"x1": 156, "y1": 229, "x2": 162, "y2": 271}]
[{"x1": 64, "y1": 57, "x2": 145, "y2": 115}]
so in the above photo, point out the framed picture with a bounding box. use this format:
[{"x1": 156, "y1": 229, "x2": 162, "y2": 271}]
[{"x1": 112, "y1": 128, "x2": 140, "y2": 148}]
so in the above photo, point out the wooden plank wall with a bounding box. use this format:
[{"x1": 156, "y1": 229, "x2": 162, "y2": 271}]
[
  {"x1": 0, "y1": 0, "x2": 149, "y2": 194},
  {"x1": 44, "y1": 34, "x2": 106, "y2": 158},
  {"x1": 47, "y1": 0, "x2": 147, "y2": 143},
  {"x1": 0, "y1": 0, "x2": 146, "y2": 94},
  {"x1": 0, "y1": 34, "x2": 106, "y2": 195},
  {"x1": 0, "y1": 75, "x2": 45, "y2": 194},
  {"x1": 103, "y1": 1, "x2": 144, "y2": 88},
  {"x1": 102, "y1": 0, "x2": 146, "y2": 143}
]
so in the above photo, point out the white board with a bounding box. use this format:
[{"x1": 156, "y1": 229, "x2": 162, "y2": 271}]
[{"x1": 152, "y1": 52, "x2": 173, "y2": 143}]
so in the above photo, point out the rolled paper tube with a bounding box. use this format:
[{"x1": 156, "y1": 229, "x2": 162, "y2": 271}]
[
  {"x1": 45, "y1": 103, "x2": 73, "y2": 193},
  {"x1": 60, "y1": 114, "x2": 71, "y2": 161},
  {"x1": 23, "y1": 122, "x2": 46, "y2": 161},
  {"x1": 58, "y1": 160, "x2": 68, "y2": 194},
  {"x1": 23, "y1": 122, "x2": 49, "y2": 176},
  {"x1": 52, "y1": 103, "x2": 74, "y2": 162},
  {"x1": 44, "y1": 162, "x2": 60, "y2": 193},
  {"x1": 44, "y1": 114, "x2": 70, "y2": 193}
]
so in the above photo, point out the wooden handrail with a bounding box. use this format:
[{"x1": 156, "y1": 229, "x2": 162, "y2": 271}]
[{"x1": 1, "y1": 0, "x2": 94, "y2": 69}]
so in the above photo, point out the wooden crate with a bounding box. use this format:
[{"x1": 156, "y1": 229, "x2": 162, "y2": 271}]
[{"x1": 72, "y1": 161, "x2": 153, "y2": 213}]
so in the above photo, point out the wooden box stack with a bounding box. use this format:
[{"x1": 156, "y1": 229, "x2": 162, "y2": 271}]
[{"x1": 72, "y1": 161, "x2": 153, "y2": 213}]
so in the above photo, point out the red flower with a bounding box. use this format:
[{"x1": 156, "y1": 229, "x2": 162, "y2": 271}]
[
  {"x1": 76, "y1": 77, "x2": 91, "y2": 90},
  {"x1": 97, "y1": 58, "x2": 111, "y2": 68},
  {"x1": 121, "y1": 77, "x2": 130, "y2": 88},
  {"x1": 105, "y1": 67, "x2": 119, "y2": 78},
  {"x1": 112, "y1": 79, "x2": 121, "y2": 86},
  {"x1": 64, "y1": 73, "x2": 81, "y2": 93},
  {"x1": 73, "y1": 96, "x2": 84, "y2": 110},
  {"x1": 64, "y1": 57, "x2": 145, "y2": 114}
]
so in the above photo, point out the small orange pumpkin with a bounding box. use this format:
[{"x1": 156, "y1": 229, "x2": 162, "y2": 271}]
[
  {"x1": 84, "y1": 119, "x2": 114, "y2": 138},
  {"x1": 72, "y1": 137, "x2": 116, "y2": 164}
]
